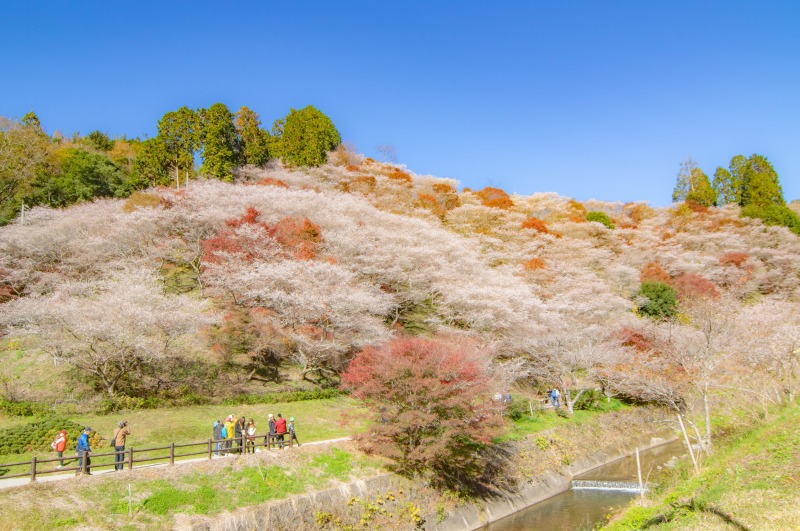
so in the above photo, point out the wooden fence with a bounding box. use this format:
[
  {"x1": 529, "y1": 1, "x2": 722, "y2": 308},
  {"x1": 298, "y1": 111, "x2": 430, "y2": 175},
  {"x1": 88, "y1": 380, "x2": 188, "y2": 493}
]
[{"x1": 0, "y1": 432, "x2": 296, "y2": 483}]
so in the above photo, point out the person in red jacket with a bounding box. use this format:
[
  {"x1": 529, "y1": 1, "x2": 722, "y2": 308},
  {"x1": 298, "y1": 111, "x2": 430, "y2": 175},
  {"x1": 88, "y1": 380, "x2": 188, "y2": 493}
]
[
  {"x1": 274, "y1": 413, "x2": 287, "y2": 449},
  {"x1": 51, "y1": 429, "x2": 68, "y2": 467}
]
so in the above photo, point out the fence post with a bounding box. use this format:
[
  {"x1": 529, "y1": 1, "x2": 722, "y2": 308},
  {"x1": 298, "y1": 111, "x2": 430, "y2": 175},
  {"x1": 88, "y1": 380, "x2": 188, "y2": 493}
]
[
  {"x1": 30, "y1": 456, "x2": 37, "y2": 482},
  {"x1": 128, "y1": 447, "x2": 134, "y2": 471},
  {"x1": 169, "y1": 442, "x2": 175, "y2": 465},
  {"x1": 208, "y1": 439, "x2": 213, "y2": 460}
]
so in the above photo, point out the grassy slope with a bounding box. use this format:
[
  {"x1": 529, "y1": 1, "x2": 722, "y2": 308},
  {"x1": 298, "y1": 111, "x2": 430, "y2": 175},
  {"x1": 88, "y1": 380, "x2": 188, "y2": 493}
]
[{"x1": 602, "y1": 402, "x2": 800, "y2": 530}]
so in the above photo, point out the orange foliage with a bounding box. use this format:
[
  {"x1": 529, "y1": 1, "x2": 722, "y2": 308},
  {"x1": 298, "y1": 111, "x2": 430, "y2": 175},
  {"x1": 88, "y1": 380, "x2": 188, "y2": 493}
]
[
  {"x1": 641, "y1": 262, "x2": 671, "y2": 284},
  {"x1": 719, "y1": 252, "x2": 750, "y2": 267},
  {"x1": 417, "y1": 193, "x2": 445, "y2": 217},
  {"x1": 256, "y1": 177, "x2": 288, "y2": 188},
  {"x1": 522, "y1": 258, "x2": 546, "y2": 271},
  {"x1": 476, "y1": 187, "x2": 513, "y2": 210},
  {"x1": 568, "y1": 199, "x2": 587, "y2": 215},
  {"x1": 685, "y1": 201, "x2": 709, "y2": 214},
  {"x1": 432, "y1": 183, "x2": 456, "y2": 194},
  {"x1": 346, "y1": 164, "x2": 361, "y2": 172},
  {"x1": 672, "y1": 273, "x2": 719, "y2": 301},
  {"x1": 624, "y1": 203, "x2": 653, "y2": 224},
  {"x1": 387, "y1": 169, "x2": 412, "y2": 183},
  {"x1": 269, "y1": 217, "x2": 323, "y2": 260},
  {"x1": 521, "y1": 217, "x2": 550, "y2": 234}
]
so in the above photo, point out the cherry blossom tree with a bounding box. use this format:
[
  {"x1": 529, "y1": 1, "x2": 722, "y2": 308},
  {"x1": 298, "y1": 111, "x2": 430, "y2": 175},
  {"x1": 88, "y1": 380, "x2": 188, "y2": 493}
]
[{"x1": 0, "y1": 270, "x2": 214, "y2": 396}]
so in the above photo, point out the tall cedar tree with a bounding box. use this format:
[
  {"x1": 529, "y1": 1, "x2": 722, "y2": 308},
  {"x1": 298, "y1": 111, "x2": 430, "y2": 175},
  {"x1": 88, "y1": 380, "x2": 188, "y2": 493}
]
[
  {"x1": 157, "y1": 106, "x2": 201, "y2": 188},
  {"x1": 200, "y1": 103, "x2": 240, "y2": 181},
  {"x1": 276, "y1": 105, "x2": 341, "y2": 167},
  {"x1": 341, "y1": 336, "x2": 504, "y2": 489},
  {"x1": 714, "y1": 153, "x2": 784, "y2": 207},
  {"x1": 234, "y1": 106, "x2": 271, "y2": 167}
]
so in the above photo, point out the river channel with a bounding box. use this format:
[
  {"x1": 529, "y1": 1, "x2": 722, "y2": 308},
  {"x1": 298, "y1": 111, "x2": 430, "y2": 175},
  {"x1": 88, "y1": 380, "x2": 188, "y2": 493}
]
[{"x1": 484, "y1": 439, "x2": 687, "y2": 531}]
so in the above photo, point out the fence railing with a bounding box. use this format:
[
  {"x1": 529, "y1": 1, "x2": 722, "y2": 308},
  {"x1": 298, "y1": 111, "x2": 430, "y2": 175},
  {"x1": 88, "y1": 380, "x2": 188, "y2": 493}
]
[{"x1": 0, "y1": 432, "x2": 298, "y2": 483}]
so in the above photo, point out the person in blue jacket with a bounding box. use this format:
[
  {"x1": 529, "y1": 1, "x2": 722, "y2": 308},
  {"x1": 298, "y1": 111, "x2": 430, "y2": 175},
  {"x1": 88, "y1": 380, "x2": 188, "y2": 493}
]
[{"x1": 75, "y1": 426, "x2": 93, "y2": 475}]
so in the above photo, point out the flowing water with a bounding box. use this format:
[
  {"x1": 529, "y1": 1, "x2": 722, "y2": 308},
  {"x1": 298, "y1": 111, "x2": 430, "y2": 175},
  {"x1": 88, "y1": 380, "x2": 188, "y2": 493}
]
[{"x1": 484, "y1": 439, "x2": 687, "y2": 531}]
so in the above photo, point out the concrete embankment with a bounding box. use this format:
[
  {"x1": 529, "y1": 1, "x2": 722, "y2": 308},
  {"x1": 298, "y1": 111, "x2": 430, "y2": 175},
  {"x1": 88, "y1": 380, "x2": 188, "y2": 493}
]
[{"x1": 434, "y1": 433, "x2": 675, "y2": 531}]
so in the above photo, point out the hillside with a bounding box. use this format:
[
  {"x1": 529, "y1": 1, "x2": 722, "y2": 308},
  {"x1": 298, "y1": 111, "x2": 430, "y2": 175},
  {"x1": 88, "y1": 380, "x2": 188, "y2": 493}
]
[{"x1": 1, "y1": 158, "x2": 799, "y2": 421}]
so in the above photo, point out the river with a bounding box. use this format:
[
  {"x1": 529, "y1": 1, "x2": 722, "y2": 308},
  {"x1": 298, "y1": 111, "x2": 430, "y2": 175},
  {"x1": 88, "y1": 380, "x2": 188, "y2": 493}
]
[{"x1": 484, "y1": 439, "x2": 687, "y2": 531}]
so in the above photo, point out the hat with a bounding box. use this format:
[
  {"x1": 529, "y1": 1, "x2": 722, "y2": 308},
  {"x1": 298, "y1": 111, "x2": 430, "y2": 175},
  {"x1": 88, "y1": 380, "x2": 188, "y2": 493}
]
[
  {"x1": 118, "y1": 421, "x2": 126, "y2": 428},
  {"x1": 268, "y1": 414, "x2": 274, "y2": 419},
  {"x1": 83, "y1": 426, "x2": 92, "y2": 432},
  {"x1": 289, "y1": 417, "x2": 294, "y2": 422}
]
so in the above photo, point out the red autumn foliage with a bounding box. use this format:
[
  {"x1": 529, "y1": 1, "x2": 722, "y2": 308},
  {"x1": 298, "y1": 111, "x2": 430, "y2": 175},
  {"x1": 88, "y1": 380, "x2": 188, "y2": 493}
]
[
  {"x1": 202, "y1": 208, "x2": 324, "y2": 264},
  {"x1": 719, "y1": 252, "x2": 750, "y2": 267},
  {"x1": 672, "y1": 273, "x2": 719, "y2": 301},
  {"x1": 611, "y1": 326, "x2": 653, "y2": 352},
  {"x1": 522, "y1": 258, "x2": 546, "y2": 271},
  {"x1": 268, "y1": 217, "x2": 323, "y2": 260},
  {"x1": 341, "y1": 336, "x2": 504, "y2": 486},
  {"x1": 640, "y1": 262, "x2": 671, "y2": 284},
  {"x1": 521, "y1": 217, "x2": 550, "y2": 234}
]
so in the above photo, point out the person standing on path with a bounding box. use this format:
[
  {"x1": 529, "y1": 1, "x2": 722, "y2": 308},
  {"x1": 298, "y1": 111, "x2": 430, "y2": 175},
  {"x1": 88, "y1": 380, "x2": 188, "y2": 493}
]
[
  {"x1": 234, "y1": 416, "x2": 246, "y2": 454},
  {"x1": 75, "y1": 427, "x2": 92, "y2": 475},
  {"x1": 275, "y1": 413, "x2": 287, "y2": 449},
  {"x1": 550, "y1": 388, "x2": 560, "y2": 408},
  {"x1": 288, "y1": 417, "x2": 300, "y2": 446},
  {"x1": 266, "y1": 414, "x2": 276, "y2": 448},
  {"x1": 245, "y1": 419, "x2": 257, "y2": 454},
  {"x1": 213, "y1": 420, "x2": 223, "y2": 456},
  {"x1": 112, "y1": 421, "x2": 131, "y2": 471},
  {"x1": 51, "y1": 430, "x2": 68, "y2": 468},
  {"x1": 224, "y1": 415, "x2": 236, "y2": 453}
]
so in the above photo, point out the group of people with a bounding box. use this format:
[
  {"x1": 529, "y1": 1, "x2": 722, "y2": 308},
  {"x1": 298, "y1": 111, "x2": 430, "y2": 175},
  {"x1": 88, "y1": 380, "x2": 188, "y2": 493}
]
[
  {"x1": 212, "y1": 412, "x2": 300, "y2": 456},
  {"x1": 50, "y1": 421, "x2": 131, "y2": 476},
  {"x1": 50, "y1": 410, "x2": 303, "y2": 477}
]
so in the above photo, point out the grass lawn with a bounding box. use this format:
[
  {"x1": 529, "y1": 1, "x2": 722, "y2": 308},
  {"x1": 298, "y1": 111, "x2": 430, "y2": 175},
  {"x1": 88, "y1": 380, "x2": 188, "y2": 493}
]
[{"x1": 500, "y1": 398, "x2": 629, "y2": 442}]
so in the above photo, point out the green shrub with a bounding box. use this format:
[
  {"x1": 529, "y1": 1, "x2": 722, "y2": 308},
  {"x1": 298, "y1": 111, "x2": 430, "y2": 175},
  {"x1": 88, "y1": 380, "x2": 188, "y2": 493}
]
[
  {"x1": 637, "y1": 281, "x2": 678, "y2": 319},
  {"x1": 0, "y1": 417, "x2": 85, "y2": 455},
  {"x1": 741, "y1": 204, "x2": 800, "y2": 236},
  {"x1": 0, "y1": 398, "x2": 52, "y2": 417},
  {"x1": 586, "y1": 211, "x2": 615, "y2": 229},
  {"x1": 506, "y1": 401, "x2": 530, "y2": 421}
]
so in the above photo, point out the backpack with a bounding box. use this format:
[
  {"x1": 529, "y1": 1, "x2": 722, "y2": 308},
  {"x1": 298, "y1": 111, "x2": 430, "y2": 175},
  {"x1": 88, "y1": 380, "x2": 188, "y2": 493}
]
[{"x1": 221, "y1": 426, "x2": 227, "y2": 439}]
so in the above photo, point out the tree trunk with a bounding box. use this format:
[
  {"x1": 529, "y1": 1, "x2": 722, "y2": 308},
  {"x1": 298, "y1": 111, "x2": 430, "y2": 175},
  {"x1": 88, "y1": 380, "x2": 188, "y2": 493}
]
[{"x1": 703, "y1": 390, "x2": 712, "y2": 446}]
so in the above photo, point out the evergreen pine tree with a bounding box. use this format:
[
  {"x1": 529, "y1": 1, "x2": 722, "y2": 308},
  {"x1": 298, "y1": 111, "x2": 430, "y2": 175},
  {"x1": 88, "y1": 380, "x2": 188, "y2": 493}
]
[{"x1": 200, "y1": 103, "x2": 240, "y2": 181}]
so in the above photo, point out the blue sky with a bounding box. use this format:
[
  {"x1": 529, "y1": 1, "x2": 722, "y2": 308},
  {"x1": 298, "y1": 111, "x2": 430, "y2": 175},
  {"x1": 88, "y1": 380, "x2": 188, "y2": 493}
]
[{"x1": 2, "y1": 1, "x2": 798, "y2": 205}]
